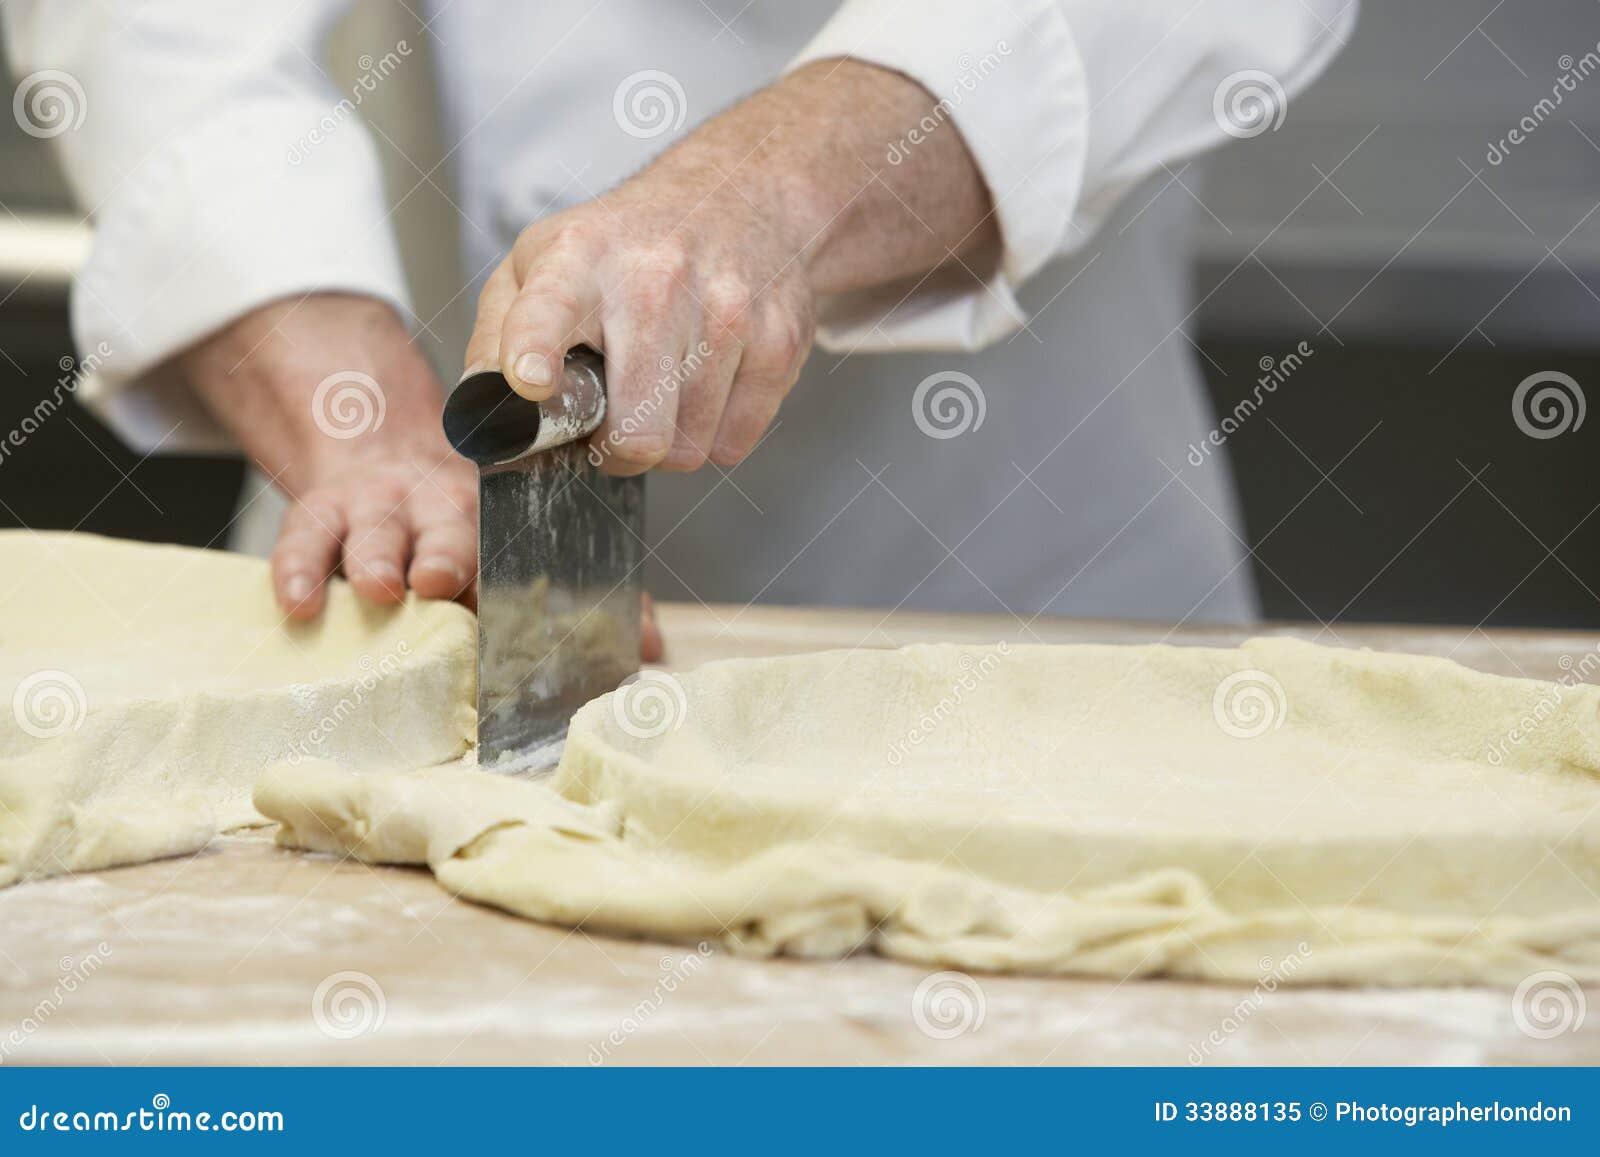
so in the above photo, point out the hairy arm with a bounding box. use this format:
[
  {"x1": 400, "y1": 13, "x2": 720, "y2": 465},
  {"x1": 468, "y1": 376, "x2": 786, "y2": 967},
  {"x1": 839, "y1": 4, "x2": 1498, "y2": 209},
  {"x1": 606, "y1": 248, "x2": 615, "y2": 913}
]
[{"x1": 467, "y1": 59, "x2": 995, "y2": 474}]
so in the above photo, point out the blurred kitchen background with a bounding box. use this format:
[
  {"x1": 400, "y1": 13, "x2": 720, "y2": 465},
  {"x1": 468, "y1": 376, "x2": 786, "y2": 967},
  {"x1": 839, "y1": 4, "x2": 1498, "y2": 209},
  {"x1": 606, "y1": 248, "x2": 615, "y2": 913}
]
[{"x1": 0, "y1": 1, "x2": 1596, "y2": 627}]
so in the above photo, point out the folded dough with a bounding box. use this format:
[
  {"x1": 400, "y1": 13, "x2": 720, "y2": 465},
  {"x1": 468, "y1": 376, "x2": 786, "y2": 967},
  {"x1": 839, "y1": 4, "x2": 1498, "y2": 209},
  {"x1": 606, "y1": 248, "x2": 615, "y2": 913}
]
[
  {"x1": 257, "y1": 638, "x2": 1600, "y2": 984},
  {"x1": 0, "y1": 532, "x2": 475, "y2": 886}
]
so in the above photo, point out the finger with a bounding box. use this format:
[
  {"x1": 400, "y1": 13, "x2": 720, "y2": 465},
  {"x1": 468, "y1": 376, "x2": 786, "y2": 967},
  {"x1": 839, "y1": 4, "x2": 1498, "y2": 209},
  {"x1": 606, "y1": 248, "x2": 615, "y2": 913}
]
[
  {"x1": 640, "y1": 591, "x2": 664, "y2": 663},
  {"x1": 463, "y1": 264, "x2": 519, "y2": 378},
  {"x1": 710, "y1": 313, "x2": 807, "y2": 465},
  {"x1": 406, "y1": 488, "x2": 478, "y2": 604},
  {"x1": 592, "y1": 275, "x2": 692, "y2": 475},
  {"x1": 499, "y1": 248, "x2": 605, "y2": 400},
  {"x1": 660, "y1": 338, "x2": 740, "y2": 472},
  {"x1": 272, "y1": 496, "x2": 347, "y2": 620},
  {"x1": 341, "y1": 500, "x2": 410, "y2": 604}
]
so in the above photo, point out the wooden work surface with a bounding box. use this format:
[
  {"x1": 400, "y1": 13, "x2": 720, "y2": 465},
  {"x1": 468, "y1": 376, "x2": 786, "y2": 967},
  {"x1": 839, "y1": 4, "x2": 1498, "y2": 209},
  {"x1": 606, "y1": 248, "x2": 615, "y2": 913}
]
[{"x1": 3, "y1": 604, "x2": 1598, "y2": 1066}]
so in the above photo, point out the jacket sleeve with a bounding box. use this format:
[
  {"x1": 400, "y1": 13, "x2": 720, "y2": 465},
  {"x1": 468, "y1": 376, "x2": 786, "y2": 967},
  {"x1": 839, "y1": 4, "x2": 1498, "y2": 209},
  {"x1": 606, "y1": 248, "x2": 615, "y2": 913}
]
[
  {"x1": 786, "y1": 0, "x2": 1357, "y2": 353},
  {"x1": 1, "y1": 0, "x2": 413, "y2": 451}
]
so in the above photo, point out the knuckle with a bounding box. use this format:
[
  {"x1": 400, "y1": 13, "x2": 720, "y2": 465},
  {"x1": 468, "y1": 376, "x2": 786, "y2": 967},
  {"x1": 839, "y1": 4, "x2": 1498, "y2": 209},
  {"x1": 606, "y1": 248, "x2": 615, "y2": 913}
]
[
  {"x1": 705, "y1": 275, "x2": 754, "y2": 333},
  {"x1": 474, "y1": 269, "x2": 511, "y2": 312},
  {"x1": 607, "y1": 433, "x2": 673, "y2": 469},
  {"x1": 628, "y1": 267, "x2": 680, "y2": 312},
  {"x1": 708, "y1": 439, "x2": 750, "y2": 467},
  {"x1": 517, "y1": 283, "x2": 584, "y2": 322},
  {"x1": 661, "y1": 443, "x2": 708, "y2": 472},
  {"x1": 297, "y1": 492, "x2": 344, "y2": 526},
  {"x1": 631, "y1": 242, "x2": 690, "y2": 283},
  {"x1": 768, "y1": 313, "x2": 811, "y2": 369}
]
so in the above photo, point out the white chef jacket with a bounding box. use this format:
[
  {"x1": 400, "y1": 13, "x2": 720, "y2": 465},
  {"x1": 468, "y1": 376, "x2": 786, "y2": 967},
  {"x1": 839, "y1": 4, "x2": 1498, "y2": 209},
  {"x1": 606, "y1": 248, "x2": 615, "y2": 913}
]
[{"x1": 4, "y1": 0, "x2": 1355, "y2": 623}]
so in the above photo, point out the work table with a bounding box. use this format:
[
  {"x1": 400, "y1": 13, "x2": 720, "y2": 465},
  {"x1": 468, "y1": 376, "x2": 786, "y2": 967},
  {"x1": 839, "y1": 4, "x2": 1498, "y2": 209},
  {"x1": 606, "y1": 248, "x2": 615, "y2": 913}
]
[{"x1": 3, "y1": 603, "x2": 1597, "y2": 1065}]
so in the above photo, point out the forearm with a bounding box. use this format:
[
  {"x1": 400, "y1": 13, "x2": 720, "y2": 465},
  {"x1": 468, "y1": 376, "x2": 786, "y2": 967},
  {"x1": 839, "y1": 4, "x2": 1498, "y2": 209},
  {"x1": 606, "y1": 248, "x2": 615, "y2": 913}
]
[{"x1": 645, "y1": 59, "x2": 998, "y2": 298}]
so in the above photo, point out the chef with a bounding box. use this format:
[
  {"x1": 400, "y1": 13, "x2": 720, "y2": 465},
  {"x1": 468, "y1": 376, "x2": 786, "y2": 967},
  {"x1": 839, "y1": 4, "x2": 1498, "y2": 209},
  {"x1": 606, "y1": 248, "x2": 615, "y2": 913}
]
[{"x1": 5, "y1": 1, "x2": 1353, "y2": 646}]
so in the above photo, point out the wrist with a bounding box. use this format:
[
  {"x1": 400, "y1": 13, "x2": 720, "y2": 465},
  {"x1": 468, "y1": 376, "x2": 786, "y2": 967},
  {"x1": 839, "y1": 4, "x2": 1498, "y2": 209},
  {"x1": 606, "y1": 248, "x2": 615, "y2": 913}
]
[{"x1": 181, "y1": 293, "x2": 449, "y2": 495}]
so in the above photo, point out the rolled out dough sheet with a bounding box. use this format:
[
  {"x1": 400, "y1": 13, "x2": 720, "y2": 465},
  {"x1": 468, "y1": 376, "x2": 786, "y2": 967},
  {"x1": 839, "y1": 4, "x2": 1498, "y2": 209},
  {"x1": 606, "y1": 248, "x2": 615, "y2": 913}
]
[
  {"x1": 0, "y1": 532, "x2": 475, "y2": 886},
  {"x1": 258, "y1": 638, "x2": 1600, "y2": 985}
]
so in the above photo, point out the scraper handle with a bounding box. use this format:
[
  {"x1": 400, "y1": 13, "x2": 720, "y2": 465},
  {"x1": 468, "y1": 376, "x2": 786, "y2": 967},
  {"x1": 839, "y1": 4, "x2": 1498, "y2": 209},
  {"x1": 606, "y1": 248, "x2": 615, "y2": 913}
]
[{"x1": 442, "y1": 346, "x2": 607, "y2": 467}]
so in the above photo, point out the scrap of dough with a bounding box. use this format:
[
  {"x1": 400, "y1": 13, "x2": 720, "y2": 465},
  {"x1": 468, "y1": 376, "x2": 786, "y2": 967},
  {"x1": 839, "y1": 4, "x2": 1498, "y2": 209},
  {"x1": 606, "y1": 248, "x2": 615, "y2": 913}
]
[
  {"x1": 0, "y1": 532, "x2": 475, "y2": 886},
  {"x1": 258, "y1": 638, "x2": 1600, "y2": 984}
]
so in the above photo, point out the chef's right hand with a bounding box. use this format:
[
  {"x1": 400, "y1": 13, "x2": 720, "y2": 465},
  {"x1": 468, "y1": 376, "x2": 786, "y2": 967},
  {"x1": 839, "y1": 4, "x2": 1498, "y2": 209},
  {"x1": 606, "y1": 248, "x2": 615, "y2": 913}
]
[{"x1": 178, "y1": 293, "x2": 479, "y2": 620}]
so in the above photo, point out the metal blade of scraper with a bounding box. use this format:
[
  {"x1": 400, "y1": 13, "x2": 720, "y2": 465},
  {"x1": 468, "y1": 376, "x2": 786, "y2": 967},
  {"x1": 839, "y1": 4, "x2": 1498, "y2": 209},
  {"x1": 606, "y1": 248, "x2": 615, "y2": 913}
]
[{"x1": 442, "y1": 346, "x2": 644, "y2": 771}]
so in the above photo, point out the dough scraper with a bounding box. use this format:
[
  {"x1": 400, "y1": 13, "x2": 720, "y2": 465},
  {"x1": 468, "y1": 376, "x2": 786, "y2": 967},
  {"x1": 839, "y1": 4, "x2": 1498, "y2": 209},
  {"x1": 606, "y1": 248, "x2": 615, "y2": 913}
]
[{"x1": 442, "y1": 347, "x2": 643, "y2": 773}]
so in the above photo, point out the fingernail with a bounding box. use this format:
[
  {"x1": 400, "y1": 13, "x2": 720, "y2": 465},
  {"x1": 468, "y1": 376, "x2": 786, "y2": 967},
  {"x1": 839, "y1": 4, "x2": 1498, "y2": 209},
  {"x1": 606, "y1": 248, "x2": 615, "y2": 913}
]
[
  {"x1": 416, "y1": 556, "x2": 463, "y2": 583},
  {"x1": 284, "y1": 575, "x2": 313, "y2": 605},
  {"x1": 513, "y1": 353, "x2": 552, "y2": 389},
  {"x1": 368, "y1": 562, "x2": 403, "y2": 586}
]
